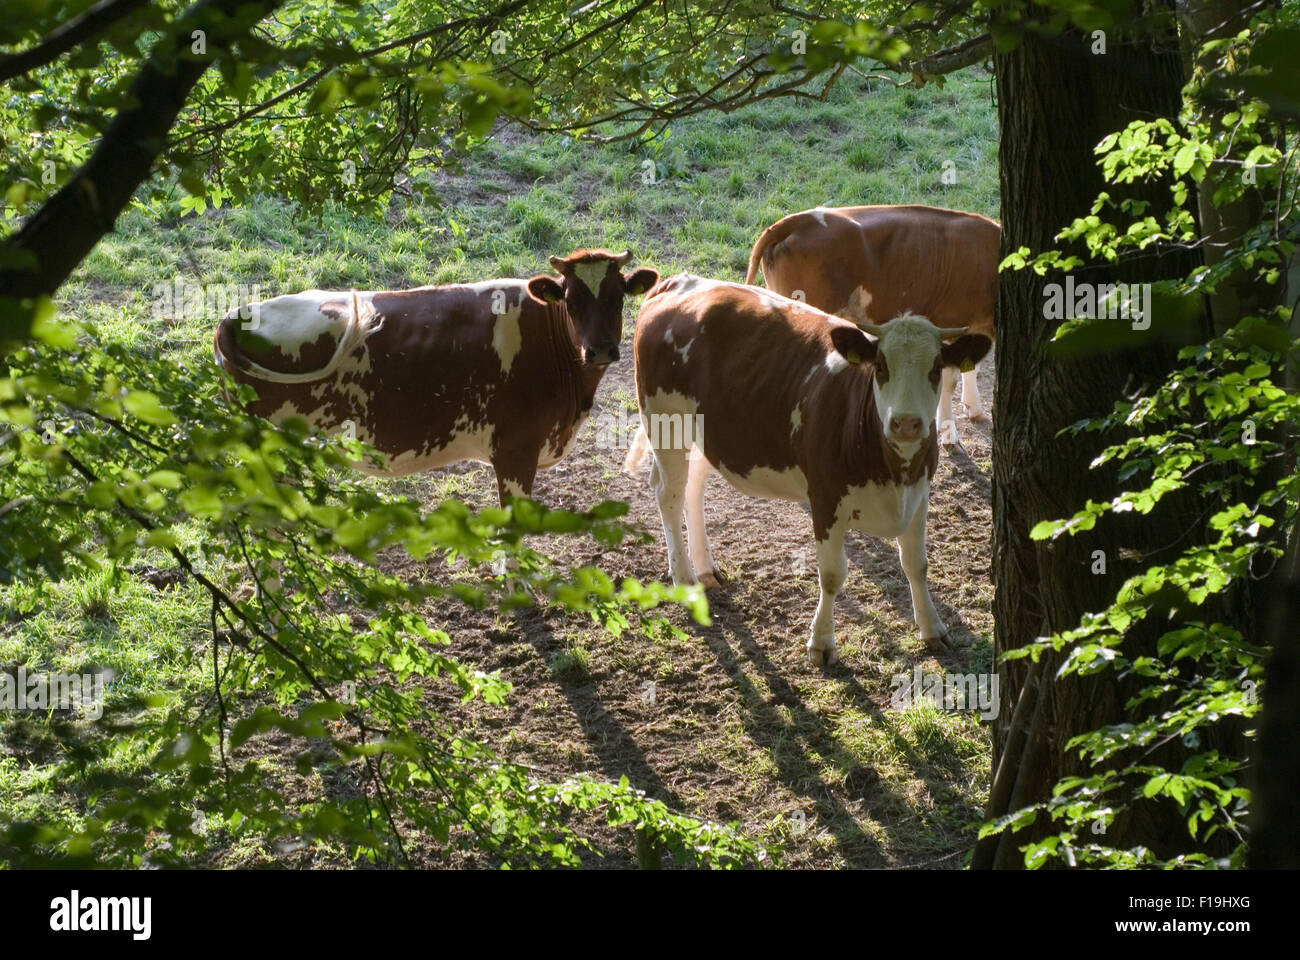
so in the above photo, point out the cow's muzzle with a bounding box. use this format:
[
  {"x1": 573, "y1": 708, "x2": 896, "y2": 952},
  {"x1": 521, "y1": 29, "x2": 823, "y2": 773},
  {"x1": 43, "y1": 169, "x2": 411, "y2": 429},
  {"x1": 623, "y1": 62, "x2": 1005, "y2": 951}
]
[
  {"x1": 888, "y1": 415, "x2": 925, "y2": 443},
  {"x1": 583, "y1": 345, "x2": 620, "y2": 365}
]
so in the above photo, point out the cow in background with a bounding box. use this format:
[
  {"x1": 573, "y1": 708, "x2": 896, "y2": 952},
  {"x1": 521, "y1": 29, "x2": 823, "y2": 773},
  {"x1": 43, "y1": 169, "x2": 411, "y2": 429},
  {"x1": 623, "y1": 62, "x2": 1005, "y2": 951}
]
[
  {"x1": 746, "y1": 204, "x2": 998, "y2": 446},
  {"x1": 214, "y1": 249, "x2": 658, "y2": 503}
]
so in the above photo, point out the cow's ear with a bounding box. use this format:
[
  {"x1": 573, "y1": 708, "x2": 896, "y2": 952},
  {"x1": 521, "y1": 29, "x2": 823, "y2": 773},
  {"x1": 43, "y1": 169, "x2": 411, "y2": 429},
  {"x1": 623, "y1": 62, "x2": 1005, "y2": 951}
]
[
  {"x1": 622, "y1": 268, "x2": 659, "y2": 297},
  {"x1": 940, "y1": 334, "x2": 992, "y2": 371},
  {"x1": 829, "y1": 325, "x2": 877, "y2": 365},
  {"x1": 527, "y1": 275, "x2": 565, "y2": 304}
]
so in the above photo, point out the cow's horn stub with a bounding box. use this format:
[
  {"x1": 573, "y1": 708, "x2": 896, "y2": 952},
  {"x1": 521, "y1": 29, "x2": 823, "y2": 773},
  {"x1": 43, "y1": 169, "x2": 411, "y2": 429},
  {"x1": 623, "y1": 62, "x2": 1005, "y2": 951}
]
[
  {"x1": 937, "y1": 325, "x2": 971, "y2": 338},
  {"x1": 548, "y1": 255, "x2": 567, "y2": 273},
  {"x1": 613, "y1": 250, "x2": 633, "y2": 266},
  {"x1": 858, "y1": 322, "x2": 886, "y2": 337}
]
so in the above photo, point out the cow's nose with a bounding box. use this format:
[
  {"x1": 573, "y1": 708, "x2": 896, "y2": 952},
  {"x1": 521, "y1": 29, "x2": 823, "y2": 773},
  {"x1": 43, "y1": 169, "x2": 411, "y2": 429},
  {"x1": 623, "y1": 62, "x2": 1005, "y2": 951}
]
[
  {"x1": 585, "y1": 345, "x2": 619, "y2": 365},
  {"x1": 889, "y1": 415, "x2": 924, "y2": 441}
]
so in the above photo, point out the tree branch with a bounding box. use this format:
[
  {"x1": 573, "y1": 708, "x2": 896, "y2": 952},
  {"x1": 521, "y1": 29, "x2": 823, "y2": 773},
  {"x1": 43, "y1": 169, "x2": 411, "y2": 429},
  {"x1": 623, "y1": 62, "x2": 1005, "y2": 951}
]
[
  {"x1": 893, "y1": 32, "x2": 993, "y2": 80},
  {"x1": 0, "y1": 0, "x2": 286, "y2": 312},
  {"x1": 0, "y1": 0, "x2": 150, "y2": 84}
]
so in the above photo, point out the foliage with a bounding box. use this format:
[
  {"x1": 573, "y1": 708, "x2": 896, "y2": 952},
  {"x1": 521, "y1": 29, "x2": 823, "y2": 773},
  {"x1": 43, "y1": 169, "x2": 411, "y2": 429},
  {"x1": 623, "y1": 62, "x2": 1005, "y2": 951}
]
[
  {"x1": 0, "y1": 317, "x2": 770, "y2": 867},
  {"x1": 980, "y1": 5, "x2": 1299, "y2": 868}
]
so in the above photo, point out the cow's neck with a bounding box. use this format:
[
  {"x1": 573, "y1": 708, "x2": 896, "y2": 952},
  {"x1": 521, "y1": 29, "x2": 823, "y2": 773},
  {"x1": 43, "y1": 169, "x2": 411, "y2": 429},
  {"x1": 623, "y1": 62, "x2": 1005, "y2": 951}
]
[{"x1": 543, "y1": 303, "x2": 605, "y2": 416}]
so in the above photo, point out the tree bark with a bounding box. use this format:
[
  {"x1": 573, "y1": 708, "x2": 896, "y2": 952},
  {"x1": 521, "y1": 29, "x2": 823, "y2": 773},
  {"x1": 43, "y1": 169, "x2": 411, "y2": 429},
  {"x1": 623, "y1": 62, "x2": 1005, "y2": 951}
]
[
  {"x1": 1249, "y1": 520, "x2": 1300, "y2": 868},
  {"x1": 986, "y1": 10, "x2": 1230, "y2": 865},
  {"x1": 0, "y1": 0, "x2": 283, "y2": 334}
]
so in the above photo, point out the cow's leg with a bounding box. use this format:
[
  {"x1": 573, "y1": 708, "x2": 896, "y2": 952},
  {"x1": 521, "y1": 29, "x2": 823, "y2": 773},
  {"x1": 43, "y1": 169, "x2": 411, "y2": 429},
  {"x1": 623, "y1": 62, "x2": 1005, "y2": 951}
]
[
  {"x1": 622, "y1": 423, "x2": 653, "y2": 476},
  {"x1": 898, "y1": 496, "x2": 949, "y2": 650},
  {"x1": 938, "y1": 365, "x2": 960, "y2": 446},
  {"x1": 808, "y1": 526, "x2": 847, "y2": 667},
  {"x1": 492, "y1": 450, "x2": 538, "y2": 506},
  {"x1": 650, "y1": 444, "x2": 694, "y2": 585},
  {"x1": 684, "y1": 449, "x2": 721, "y2": 588},
  {"x1": 961, "y1": 366, "x2": 986, "y2": 421}
]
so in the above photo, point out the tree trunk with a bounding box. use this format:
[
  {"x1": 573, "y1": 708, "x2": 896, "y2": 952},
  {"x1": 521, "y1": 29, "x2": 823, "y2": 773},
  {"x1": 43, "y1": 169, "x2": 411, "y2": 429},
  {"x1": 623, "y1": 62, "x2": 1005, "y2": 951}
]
[
  {"x1": 1249, "y1": 520, "x2": 1300, "y2": 868},
  {"x1": 0, "y1": 0, "x2": 283, "y2": 342},
  {"x1": 984, "y1": 12, "x2": 1226, "y2": 866}
]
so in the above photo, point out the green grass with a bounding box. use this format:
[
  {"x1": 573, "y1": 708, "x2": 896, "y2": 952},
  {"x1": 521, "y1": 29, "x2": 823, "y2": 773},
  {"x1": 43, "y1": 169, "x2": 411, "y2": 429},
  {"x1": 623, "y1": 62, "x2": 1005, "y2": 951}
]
[{"x1": 4, "y1": 66, "x2": 999, "y2": 867}]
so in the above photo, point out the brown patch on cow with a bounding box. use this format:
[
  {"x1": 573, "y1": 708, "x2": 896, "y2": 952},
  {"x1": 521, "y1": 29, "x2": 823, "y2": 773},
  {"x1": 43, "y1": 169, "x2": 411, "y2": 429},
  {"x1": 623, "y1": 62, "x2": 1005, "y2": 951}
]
[{"x1": 746, "y1": 204, "x2": 999, "y2": 342}]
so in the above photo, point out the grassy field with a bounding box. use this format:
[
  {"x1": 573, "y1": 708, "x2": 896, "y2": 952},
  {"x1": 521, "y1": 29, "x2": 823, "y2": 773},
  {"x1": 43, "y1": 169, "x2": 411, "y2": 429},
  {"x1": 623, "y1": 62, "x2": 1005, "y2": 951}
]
[{"x1": 2, "y1": 67, "x2": 1001, "y2": 868}]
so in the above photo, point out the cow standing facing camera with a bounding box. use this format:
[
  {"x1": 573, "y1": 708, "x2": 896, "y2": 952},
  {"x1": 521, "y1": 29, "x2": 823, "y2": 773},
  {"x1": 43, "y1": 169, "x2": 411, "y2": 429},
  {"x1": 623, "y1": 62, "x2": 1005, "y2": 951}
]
[
  {"x1": 746, "y1": 204, "x2": 999, "y2": 447},
  {"x1": 213, "y1": 249, "x2": 658, "y2": 504},
  {"x1": 629, "y1": 275, "x2": 990, "y2": 666}
]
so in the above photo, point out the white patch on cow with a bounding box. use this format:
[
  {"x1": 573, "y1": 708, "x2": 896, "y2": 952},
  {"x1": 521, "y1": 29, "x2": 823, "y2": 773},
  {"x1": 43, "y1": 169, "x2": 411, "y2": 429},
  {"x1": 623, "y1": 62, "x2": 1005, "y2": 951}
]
[
  {"x1": 714, "y1": 462, "x2": 808, "y2": 502},
  {"x1": 641, "y1": 388, "x2": 700, "y2": 422},
  {"x1": 837, "y1": 285, "x2": 873, "y2": 325},
  {"x1": 572, "y1": 260, "x2": 611, "y2": 295},
  {"x1": 376, "y1": 422, "x2": 496, "y2": 477},
  {"x1": 491, "y1": 301, "x2": 523, "y2": 374},
  {"x1": 811, "y1": 207, "x2": 829, "y2": 226},
  {"x1": 231, "y1": 290, "x2": 379, "y2": 360},
  {"x1": 461, "y1": 278, "x2": 527, "y2": 297},
  {"x1": 790, "y1": 405, "x2": 802, "y2": 435},
  {"x1": 674, "y1": 333, "x2": 694, "y2": 364},
  {"x1": 499, "y1": 477, "x2": 528, "y2": 498},
  {"x1": 457, "y1": 280, "x2": 528, "y2": 375},
  {"x1": 663, "y1": 327, "x2": 676, "y2": 345},
  {"x1": 834, "y1": 476, "x2": 930, "y2": 541},
  {"x1": 824, "y1": 351, "x2": 849, "y2": 375},
  {"x1": 267, "y1": 399, "x2": 321, "y2": 425},
  {"x1": 541, "y1": 414, "x2": 588, "y2": 465}
]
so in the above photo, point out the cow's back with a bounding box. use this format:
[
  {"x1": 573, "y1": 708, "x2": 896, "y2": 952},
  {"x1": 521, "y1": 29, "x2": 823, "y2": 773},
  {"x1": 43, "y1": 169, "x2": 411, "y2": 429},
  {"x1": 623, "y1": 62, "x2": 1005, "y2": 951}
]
[{"x1": 754, "y1": 204, "x2": 999, "y2": 337}]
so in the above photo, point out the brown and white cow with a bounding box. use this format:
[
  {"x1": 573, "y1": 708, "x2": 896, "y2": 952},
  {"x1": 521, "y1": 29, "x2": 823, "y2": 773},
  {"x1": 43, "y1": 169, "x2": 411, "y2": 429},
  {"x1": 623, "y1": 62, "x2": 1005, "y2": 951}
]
[
  {"x1": 746, "y1": 204, "x2": 999, "y2": 445},
  {"x1": 628, "y1": 275, "x2": 990, "y2": 666},
  {"x1": 213, "y1": 249, "x2": 658, "y2": 503}
]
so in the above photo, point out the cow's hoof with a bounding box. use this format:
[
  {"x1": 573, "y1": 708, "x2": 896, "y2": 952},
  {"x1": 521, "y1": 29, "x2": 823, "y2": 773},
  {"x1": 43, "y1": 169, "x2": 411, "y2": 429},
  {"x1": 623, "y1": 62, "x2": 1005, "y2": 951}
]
[
  {"x1": 807, "y1": 644, "x2": 839, "y2": 667},
  {"x1": 698, "y1": 569, "x2": 723, "y2": 589},
  {"x1": 922, "y1": 631, "x2": 955, "y2": 653},
  {"x1": 939, "y1": 420, "x2": 960, "y2": 447}
]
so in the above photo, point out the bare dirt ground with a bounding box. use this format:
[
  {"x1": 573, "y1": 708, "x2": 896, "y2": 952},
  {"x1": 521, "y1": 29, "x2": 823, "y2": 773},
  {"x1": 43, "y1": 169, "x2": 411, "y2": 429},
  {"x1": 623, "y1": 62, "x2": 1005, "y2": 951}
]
[{"x1": 388, "y1": 324, "x2": 998, "y2": 869}]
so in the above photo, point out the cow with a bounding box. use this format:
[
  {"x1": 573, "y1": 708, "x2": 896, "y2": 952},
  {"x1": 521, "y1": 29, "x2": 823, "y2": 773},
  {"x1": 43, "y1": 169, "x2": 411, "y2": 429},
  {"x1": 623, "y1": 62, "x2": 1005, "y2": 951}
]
[
  {"x1": 745, "y1": 204, "x2": 999, "y2": 446},
  {"x1": 213, "y1": 249, "x2": 658, "y2": 503},
  {"x1": 627, "y1": 275, "x2": 990, "y2": 666}
]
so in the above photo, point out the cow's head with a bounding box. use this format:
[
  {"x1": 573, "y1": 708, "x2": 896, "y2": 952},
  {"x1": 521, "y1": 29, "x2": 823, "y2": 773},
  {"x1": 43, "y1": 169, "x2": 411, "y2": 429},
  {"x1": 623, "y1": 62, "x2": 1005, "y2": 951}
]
[
  {"x1": 525, "y1": 249, "x2": 659, "y2": 366},
  {"x1": 830, "y1": 312, "x2": 991, "y2": 458}
]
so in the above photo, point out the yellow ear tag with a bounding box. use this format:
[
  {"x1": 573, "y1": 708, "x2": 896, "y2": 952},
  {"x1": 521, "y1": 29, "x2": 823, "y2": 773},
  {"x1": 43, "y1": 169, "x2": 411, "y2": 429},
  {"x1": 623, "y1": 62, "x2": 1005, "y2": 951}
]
[
  {"x1": 960, "y1": 359, "x2": 975, "y2": 372},
  {"x1": 846, "y1": 351, "x2": 861, "y2": 365}
]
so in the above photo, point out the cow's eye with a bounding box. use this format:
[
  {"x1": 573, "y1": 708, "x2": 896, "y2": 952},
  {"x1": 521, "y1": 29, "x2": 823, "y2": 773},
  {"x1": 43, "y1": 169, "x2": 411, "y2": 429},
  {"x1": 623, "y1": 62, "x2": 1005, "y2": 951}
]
[
  {"x1": 875, "y1": 356, "x2": 890, "y2": 383},
  {"x1": 929, "y1": 358, "x2": 942, "y2": 387}
]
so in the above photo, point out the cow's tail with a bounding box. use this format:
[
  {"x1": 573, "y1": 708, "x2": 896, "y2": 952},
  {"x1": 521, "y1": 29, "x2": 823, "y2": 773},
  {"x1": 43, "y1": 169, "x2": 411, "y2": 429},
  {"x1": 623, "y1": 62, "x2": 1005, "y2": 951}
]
[
  {"x1": 622, "y1": 421, "x2": 653, "y2": 476},
  {"x1": 214, "y1": 291, "x2": 383, "y2": 384},
  {"x1": 745, "y1": 214, "x2": 802, "y2": 286}
]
